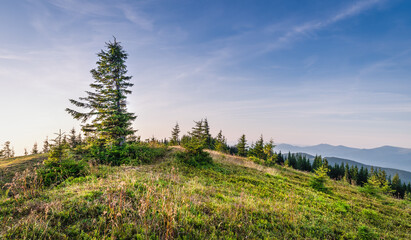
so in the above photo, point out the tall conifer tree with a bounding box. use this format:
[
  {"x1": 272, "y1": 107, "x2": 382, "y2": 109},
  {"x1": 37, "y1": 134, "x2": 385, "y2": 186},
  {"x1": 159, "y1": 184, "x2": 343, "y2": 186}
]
[{"x1": 66, "y1": 38, "x2": 136, "y2": 146}]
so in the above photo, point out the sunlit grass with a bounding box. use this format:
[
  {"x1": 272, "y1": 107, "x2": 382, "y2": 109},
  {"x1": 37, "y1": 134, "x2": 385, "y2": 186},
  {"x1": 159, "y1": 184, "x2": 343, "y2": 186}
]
[{"x1": 0, "y1": 150, "x2": 410, "y2": 239}]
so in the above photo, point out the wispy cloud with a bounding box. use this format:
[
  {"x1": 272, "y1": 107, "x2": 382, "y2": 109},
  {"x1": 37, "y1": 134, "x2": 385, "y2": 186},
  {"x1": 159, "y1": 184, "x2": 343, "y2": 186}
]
[
  {"x1": 266, "y1": 0, "x2": 385, "y2": 51},
  {"x1": 0, "y1": 51, "x2": 28, "y2": 61},
  {"x1": 118, "y1": 4, "x2": 153, "y2": 31},
  {"x1": 46, "y1": 0, "x2": 113, "y2": 16},
  {"x1": 358, "y1": 48, "x2": 411, "y2": 76}
]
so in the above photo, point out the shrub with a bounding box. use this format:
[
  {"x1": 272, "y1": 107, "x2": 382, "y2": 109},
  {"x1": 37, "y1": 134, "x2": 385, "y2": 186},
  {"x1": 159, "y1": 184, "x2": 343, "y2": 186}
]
[
  {"x1": 178, "y1": 137, "x2": 213, "y2": 167},
  {"x1": 83, "y1": 141, "x2": 166, "y2": 166},
  {"x1": 174, "y1": 151, "x2": 212, "y2": 167},
  {"x1": 310, "y1": 164, "x2": 330, "y2": 193},
  {"x1": 122, "y1": 142, "x2": 167, "y2": 165},
  {"x1": 38, "y1": 158, "x2": 89, "y2": 187}
]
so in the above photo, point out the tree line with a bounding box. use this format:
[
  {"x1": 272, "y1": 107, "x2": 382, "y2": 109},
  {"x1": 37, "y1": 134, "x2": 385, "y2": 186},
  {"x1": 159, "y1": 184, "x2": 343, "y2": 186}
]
[{"x1": 166, "y1": 120, "x2": 411, "y2": 199}]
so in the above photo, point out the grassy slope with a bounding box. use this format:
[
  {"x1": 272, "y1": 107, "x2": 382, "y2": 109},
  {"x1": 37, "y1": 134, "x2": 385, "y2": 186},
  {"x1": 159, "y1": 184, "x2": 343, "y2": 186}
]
[
  {"x1": 0, "y1": 149, "x2": 410, "y2": 239},
  {"x1": 0, "y1": 154, "x2": 47, "y2": 187}
]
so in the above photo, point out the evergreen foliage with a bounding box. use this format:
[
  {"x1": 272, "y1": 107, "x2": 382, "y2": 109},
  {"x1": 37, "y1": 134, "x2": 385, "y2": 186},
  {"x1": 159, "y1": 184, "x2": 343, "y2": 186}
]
[
  {"x1": 214, "y1": 130, "x2": 228, "y2": 153},
  {"x1": 31, "y1": 142, "x2": 38, "y2": 155},
  {"x1": 310, "y1": 161, "x2": 330, "y2": 192},
  {"x1": 42, "y1": 137, "x2": 50, "y2": 154},
  {"x1": 1, "y1": 141, "x2": 14, "y2": 159},
  {"x1": 170, "y1": 123, "x2": 180, "y2": 146},
  {"x1": 236, "y1": 134, "x2": 248, "y2": 157},
  {"x1": 178, "y1": 120, "x2": 213, "y2": 167},
  {"x1": 203, "y1": 118, "x2": 212, "y2": 149},
  {"x1": 66, "y1": 38, "x2": 136, "y2": 148},
  {"x1": 248, "y1": 135, "x2": 265, "y2": 159}
]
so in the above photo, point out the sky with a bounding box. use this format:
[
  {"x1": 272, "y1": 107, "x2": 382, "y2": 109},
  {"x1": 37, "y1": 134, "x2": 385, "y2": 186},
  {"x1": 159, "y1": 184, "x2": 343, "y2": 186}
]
[{"x1": 1, "y1": 0, "x2": 411, "y2": 155}]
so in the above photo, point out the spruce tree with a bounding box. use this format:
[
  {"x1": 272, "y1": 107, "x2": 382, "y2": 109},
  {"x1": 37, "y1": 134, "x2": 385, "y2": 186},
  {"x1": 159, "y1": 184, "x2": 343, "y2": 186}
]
[
  {"x1": 190, "y1": 120, "x2": 204, "y2": 140},
  {"x1": 215, "y1": 130, "x2": 228, "y2": 153},
  {"x1": 250, "y1": 135, "x2": 265, "y2": 159},
  {"x1": 170, "y1": 122, "x2": 180, "y2": 145},
  {"x1": 312, "y1": 155, "x2": 323, "y2": 171},
  {"x1": 32, "y1": 142, "x2": 38, "y2": 154},
  {"x1": 310, "y1": 160, "x2": 330, "y2": 192},
  {"x1": 392, "y1": 173, "x2": 402, "y2": 198},
  {"x1": 66, "y1": 38, "x2": 136, "y2": 147},
  {"x1": 263, "y1": 138, "x2": 275, "y2": 161},
  {"x1": 68, "y1": 128, "x2": 79, "y2": 148},
  {"x1": 344, "y1": 163, "x2": 351, "y2": 184},
  {"x1": 237, "y1": 134, "x2": 247, "y2": 157},
  {"x1": 203, "y1": 118, "x2": 212, "y2": 149},
  {"x1": 2, "y1": 141, "x2": 12, "y2": 158},
  {"x1": 43, "y1": 137, "x2": 50, "y2": 153}
]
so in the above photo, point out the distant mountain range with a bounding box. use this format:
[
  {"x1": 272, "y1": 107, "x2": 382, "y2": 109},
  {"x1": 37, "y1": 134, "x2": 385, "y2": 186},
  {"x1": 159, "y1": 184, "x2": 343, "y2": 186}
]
[
  {"x1": 293, "y1": 153, "x2": 411, "y2": 184},
  {"x1": 275, "y1": 144, "x2": 411, "y2": 184}
]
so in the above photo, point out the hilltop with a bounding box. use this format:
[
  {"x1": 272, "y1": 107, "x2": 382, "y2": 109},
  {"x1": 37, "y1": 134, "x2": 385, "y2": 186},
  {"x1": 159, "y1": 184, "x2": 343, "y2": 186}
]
[{"x1": 1, "y1": 149, "x2": 410, "y2": 239}]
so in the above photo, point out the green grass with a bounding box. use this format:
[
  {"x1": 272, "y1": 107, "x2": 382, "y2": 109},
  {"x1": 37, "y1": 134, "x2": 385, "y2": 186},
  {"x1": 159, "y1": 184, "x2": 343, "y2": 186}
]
[
  {"x1": 0, "y1": 150, "x2": 410, "y2": 239},
  {"x1": 0, "y1": 154, "x2": 47, "y2": 187}
]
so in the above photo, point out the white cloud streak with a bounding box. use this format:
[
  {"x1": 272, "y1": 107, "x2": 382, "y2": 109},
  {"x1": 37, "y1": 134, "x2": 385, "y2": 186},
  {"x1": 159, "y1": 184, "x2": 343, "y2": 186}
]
[{"x1": 266, "y1": 0, "x2": 385, "y2": 51}]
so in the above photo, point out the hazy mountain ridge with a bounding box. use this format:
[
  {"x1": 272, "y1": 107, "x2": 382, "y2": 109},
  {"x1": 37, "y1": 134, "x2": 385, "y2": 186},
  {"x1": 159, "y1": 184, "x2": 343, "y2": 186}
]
[
  {"x1": 285, "y1": 152, "x2": 411, "y2": 184},
  {"x1": 276, "y1": 143, "x2": 411, "y2": 176}
]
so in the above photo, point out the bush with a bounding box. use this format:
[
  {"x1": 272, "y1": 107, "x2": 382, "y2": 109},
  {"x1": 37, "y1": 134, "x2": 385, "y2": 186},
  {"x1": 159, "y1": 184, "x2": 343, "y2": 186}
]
[
  {"x1": 177, "y1": 137, "x2": 213, "y2": 167},
  {"x1": 310, "y1": 164, "x2": 330, "y2": 193},
  {"x1": 83, "y1": 141, "x2": 166, "y2": 166},
  {"x1": 174, "y1": 150, "x2": 213, "y2": 167},
  {"x1": 38, "y1": 158, "x2": 89, "y2": 187},
  {"x1": 122, "y1": 142, "x2": 167, "y2": 165}
]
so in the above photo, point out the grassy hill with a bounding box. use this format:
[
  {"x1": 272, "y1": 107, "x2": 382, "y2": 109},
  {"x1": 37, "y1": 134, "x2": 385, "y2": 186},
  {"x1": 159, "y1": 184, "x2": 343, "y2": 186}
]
[
  {"x1": 0, "y1": 154, "x2": 47, "y2": 187},
  {"x1": 1, "y1": 149, "x2": 410, "y2": 239}
]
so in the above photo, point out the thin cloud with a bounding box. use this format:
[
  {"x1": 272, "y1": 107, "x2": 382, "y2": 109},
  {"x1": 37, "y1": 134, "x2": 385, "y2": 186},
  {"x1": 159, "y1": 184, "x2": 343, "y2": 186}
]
[
  {"x1": 46, "y1": 0, "x2": 113, "y2": 17},
  {"x1": 266, "y1": 0, "x2": 385, "y2": 51},
  {"x1": 118, "y1": 5, "x2": 153, "y2": 31}
]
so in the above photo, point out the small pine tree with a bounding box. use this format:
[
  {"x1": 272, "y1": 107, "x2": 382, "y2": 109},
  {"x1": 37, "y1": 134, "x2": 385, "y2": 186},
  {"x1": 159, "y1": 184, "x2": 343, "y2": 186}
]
[
  {"x1": 170, "y1": 122, "x2": 180, "y2": 146},
  {"x1": 31, "y1": 142, "x2": 38, "y2": 154},
  {"x1": 203, "y1": 118, "x2": 212, "y2": 149},
  {"x1": 312, "y1": 155, "x2": 322, "y2": 171},
  {"x1": 263, "y1": 139, "x2": 275, "y2": 159},
  {"x1": 310, "y1": 162, "x2": 330, "y2": 192},
  {"x1": 236, "y1": 134, "x2": 247, "y2": 157},
  {"x1": 344, "y1": 163, "x2": 351, "y2": 184},
  {"x1": 249, "y1": 135, "x2": 265, "y2": 159},
  {"x1": 43, "y1": 137, "x2": 50, "y2": 153},
  {"x1": 24, "y1": 148, "x2": 28, "y2": 156},
  {"x1": 391, "y1": 173, "x2": 402, "y2": 198},
  {"x1": 263, "y1": 138, "x2": 276, "y2": 165},
  {"x1": 2, "y1": 141, "x2": 12, "y2": 158},
  {"x1": 190, "y1": 120, "x2": 204, "y2": 140},
  {"x1": 68, "y1": 128, "x2": 79, "y2": 149},
  {"x1": 215, "y1": 130, "x2": 228, "y2": 153}
]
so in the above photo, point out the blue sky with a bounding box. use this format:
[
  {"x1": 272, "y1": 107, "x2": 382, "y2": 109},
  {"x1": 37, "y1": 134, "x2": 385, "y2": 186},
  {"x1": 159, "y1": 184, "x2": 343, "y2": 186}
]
[{"x1": 1, "y1": 0, "x2": 411, "y2": 154}]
